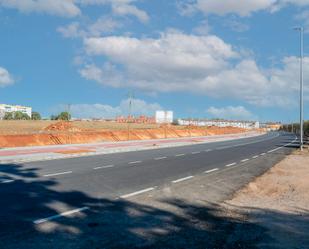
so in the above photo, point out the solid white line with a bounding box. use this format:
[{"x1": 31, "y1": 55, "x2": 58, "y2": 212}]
[
  {"x1": 94, "y1": 165, "x2": 114, "y2": 170},
  {"x1": 120, "y1": 187, "x2": 155, "y2": 198},
  {"x1": 172, "y1": 176, "x2": 194, "y2": 183},
  {"x1": 175, "y1": 154, "x2": 185, "y2": 157},
  {"x1": 226, "y1": 163, "x2": 236, "y2": 167},
  {"x1": 33, "y1": 207, "x2": 89, "y2": 225},
  {"x1": 260, "y1": 153, "x2": 266, "y2": 156},
  {"x1": 252, "y1": 155, "x2": 259, "y2": 159},
  {"x1": 43, "y1": 171, "x2": 72, "y2": 177},
  {"x1": 241, "y1": 158, "x2": 249, "y2": 162},
  {"x1": 128, "y1": 161, "x2": 142, "y2": 164},
  {"x1": 1, "y1": 179, "x2": 14, "y2": 184},
  {"x1": 191, "y1": 151, "x2": 200, "y2": 154},
  {"x1": 205, "y1": 168, "x2": 219, "y2": 173},
  {"x1": 154, "y1": 156, "x2": 167, "y2": 160}
]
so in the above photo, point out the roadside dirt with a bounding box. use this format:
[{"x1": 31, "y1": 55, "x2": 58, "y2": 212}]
[
  {"x1": 223, "y1": 149, "x2": 309, "y2": 248},
  {"x1": 0, "y1": 121, "x2": 248, "y2": 147}
]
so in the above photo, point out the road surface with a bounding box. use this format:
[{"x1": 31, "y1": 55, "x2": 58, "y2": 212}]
[{"x1": 0, "y1": 131, "x2": 297, "y2": 244}]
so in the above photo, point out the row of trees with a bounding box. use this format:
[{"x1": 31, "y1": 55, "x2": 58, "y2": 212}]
[
  {"x1": 281, "y1": 121, "x2": 309, "y2": 136},
  {"x1": 2, "y1": 111, "x2": 71, "y2": 121},
  {"x1": 3, "y1": 111, "x2": 41, "y2": 120}
]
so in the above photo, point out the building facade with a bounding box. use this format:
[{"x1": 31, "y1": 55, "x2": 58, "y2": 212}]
[
  {"x1": 0, "y1": 104, "x2": 32, "y2": 119},
  {"x1": 177, "y1": 119, "x2": 260, "y2": 129}
]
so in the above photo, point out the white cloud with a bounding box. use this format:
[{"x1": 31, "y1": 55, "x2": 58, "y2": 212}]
[
  {"x1": 0, "y1": 0, "x2": 81, "y2": 17},
  {"x1": 0, "y1": 0, "x2": 149, "y2": 21},
  {"x1": 57, "y1": 17, "x2": 121, "y2": 38},
  {"x1": 80, "y1": 31, "x2": 309, "y2": 108},
  {"x1": 182, "y1": 0, "x2": 309, "y2": 17},
  {"x1": 207, "y1": 106, "x2": 256, "y2": 120},
  {"x1": 0, "y1": 67, "x2": 15, "y2": 87},
  {"x1": 56, "y1": 98, "x2": 162, "y2": 118}
]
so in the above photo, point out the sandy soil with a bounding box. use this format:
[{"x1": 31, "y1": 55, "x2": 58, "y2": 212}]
[
  {"x1": 224, "y1": 149, "x2": 309, "y2": 248},
  {"x1": 0, "y1": 121, "x2": 248, "y2": 147}
]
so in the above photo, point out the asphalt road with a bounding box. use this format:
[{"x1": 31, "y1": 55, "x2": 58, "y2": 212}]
[{"x1": 0, "y1": 131, "x2": 297, "y2": 240}]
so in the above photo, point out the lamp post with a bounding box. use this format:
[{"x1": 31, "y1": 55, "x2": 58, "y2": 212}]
[{"x1": 294, "y1": 27, "x2": 304, "y2": 151}]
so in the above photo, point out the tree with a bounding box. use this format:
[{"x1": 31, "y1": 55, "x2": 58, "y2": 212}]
[
  {"x1": 31, "y1": 112, "x2": 41, "y2": 120},
  {"x1": 13, "y1": 111, "x2": 30, "y2": 120},
  {"x1": 3, "y1": 112, "x2": 13, "y2": 120},
  {"x1": 50, "y1": 115, "x2": 57, "y2": 120},
  {"x1": 57, "y1": 112, "x2": 71, "y2": 121}
]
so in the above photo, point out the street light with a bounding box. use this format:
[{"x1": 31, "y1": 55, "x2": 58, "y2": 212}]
[{"x1": 294, "y1": 27, "x2": 304, "y2": 151}]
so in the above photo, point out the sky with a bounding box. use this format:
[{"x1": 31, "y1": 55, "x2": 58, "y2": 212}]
[{"x1": 0, "y1": 0, "x2": 309, "y2": 122}]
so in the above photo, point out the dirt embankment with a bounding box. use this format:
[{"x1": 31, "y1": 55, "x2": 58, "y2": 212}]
[{"x1": 0, "y1": 121, "x2": 247, "y2": 148}]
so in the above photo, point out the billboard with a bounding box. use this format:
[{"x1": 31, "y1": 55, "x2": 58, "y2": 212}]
[{"x1": 155, "y1": 110, "x2": 173, "y2": 124}]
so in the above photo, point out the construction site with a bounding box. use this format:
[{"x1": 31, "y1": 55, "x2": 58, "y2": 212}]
[{"x1": 0, "y1": 120, "x2": 251, "y2": 148}]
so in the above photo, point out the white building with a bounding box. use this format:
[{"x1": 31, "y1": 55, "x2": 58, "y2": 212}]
[
  {"x1": 0, "y1": 104, "x2": 32, "y2": 119},
  {"x1": 155, "y1": 110, "x2": 173, "y2": 124},
  {"x1": 177, "y1": 119, "x2": 259, "y2": 129}
]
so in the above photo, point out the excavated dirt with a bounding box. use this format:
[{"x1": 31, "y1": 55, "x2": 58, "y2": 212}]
[{"x1": 0, "y1": 122, "x2": 247, "y2": 148}]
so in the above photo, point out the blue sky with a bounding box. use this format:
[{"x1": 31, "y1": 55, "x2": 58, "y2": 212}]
[{"x1": 0, "y1": 0, "x2": 309, "y2": 122}]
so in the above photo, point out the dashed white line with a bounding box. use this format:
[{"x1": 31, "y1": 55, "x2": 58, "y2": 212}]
[
  {"x1": 33, "y1": 207, "x2": 89, "y2": 225},
  {"x1": 154, "y1": 156, "x2": 167, "y2": 160},
  {"x1": 225, "y1": 162, "x2": 236, "y2": 167},
  {"x1": 43, "y1": 171, "x2": 72, "y2": 177},
  {"x1": 252, "y1": 155, "x2": 259, "y2": 159},
  {"x1": 191, "y1": 151, "x2": 200, "y2": 154},
  {"x1": 172, "y1": 176, "x2": 194, "y2": 183},
  {"x1": 241, "y1": 158, "x2": 249, "y2": 162},
  {"x1": 120, "y1": 187, "x2": 155, "y2": 198},
  {"x1": 1, "y1": 179, "x2": 14, "y2": 184},
  {"x1": 175, "y1": 154, "x2": 185, "y2": 157},
  {"x1": 94, "y1": 165, "x2": 114, "y2": 170},
  {"x1": 128, "y1": 161, "x2": 142, "y2": 165},
  {"x1": 205, "y1": 149, "x2": 212, "y2": 152},
  {"x1": 205, "y1": 168, "x2": 219, "y2": 174},
  {"x1": 260, "y1": 153, "x2": 266, "y2": 156}
]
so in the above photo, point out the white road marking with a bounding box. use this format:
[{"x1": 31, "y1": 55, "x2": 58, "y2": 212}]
[
  {"x1": 172, "y1": 176, "x2": 194, "y2": 183},
  {"x1": 94, "y1": 165, "x2": 114, "y2": 170},
  {"x1": 1, "y1": 179, "x2": 14, "y2": 184},
  {"x1": 225, "y1": 163, "x2": 236, "y2": 167},
  {"x1": 128, "y1": 161, "x2": 142, "y2": 165},
  {"x1": 217, "y1": 146, "x2": 229, "y2": 150},
  {"x1": 205, "y1": 149, "x2": 212, "y2": 152},
  {"x1": 241, "y1": 158, "x2": 249, "y2": 162},
  {"x1": 33, "y1": 207, "x2": 89, "y2": 224},
  {"x1": 191, "y1": 151, "x2": 200, "y2": 154},
  {"x1": 120, "y1": 187, "x2": 155, "y2": 198},
  {"x1": 175, "y1": 154, "x2": 185, "y2": 157},
  {"x1": 43, "y1": 171, "x2": 72, "y2": 177},
  {"x1": 205, "y1": 168, "x2": 219, "y2": 173},
  {"x1": 252, "y1": 155, "x2": 259, "y2": 159},
  {"x1": 154, "y1": 156, "x2": 167, "y2": 160},
  {"x1": 260, "y1": 153, "x2": 266, "y2": 156}
]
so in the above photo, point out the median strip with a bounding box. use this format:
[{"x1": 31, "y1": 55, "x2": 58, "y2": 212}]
[
  {"x1": 33, "y1": 207, "x2": 89, "y2": 225},
  {"x1": 205, "y1": 168, "x2": 219, "y2": 174},
  {"x1": 172, "y1": 176, "x2": 194, "y2": 183},
  {"x1": 120, "y1": 187, "x2": 156, "y2": 198},
  {"x1": 43, "y1": 171, "x2": 72, "y2": 177}
]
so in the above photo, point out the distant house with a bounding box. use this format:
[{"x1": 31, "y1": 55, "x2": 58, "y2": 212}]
[{"x1": 0, "y1": 104, "x2": 32, "y2": 119}]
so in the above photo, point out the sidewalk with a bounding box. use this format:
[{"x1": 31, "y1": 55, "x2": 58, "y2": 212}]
[{"x1": 0, "y1": 131, "x2": 262, "y2": 164}]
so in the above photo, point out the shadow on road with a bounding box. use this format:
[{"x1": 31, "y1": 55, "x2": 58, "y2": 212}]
[{"x1": 0, "y1": 162, "x2": 308, "y2": 248}]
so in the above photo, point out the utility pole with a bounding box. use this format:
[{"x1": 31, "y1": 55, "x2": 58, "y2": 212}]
[
  {"x1": 294, "y1": 27, "x2": 304, "y2": 150},
  {"x1": 127, "y1": 91, "x2": 134, "y2": 140}
]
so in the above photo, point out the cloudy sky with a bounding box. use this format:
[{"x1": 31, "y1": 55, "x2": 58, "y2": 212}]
[{"x1": 0, "y1": 0, "x2": 309, "y2": 121}]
